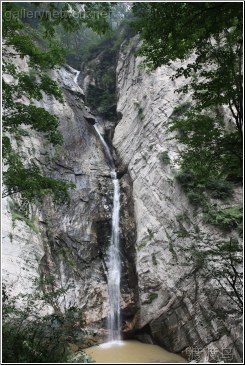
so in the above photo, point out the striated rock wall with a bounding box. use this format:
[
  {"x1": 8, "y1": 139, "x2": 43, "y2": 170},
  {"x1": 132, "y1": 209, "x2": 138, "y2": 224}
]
[
  {"x1": 113, "y1": 36, "x2": 243, "y2": 362},
  {"x1": 2, "y1": 56, "x2": 138, "y2": 334},
  {"x1": 2, "y1": 35, "x2": 242, "y2": 362}
]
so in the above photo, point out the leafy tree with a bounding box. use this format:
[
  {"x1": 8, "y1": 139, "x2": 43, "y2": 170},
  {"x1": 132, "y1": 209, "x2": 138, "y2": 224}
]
[
  {"x1": 85, "y1": 34, "x2": 118, "y2": 120},
  {"x1": 133, "y1": 2, "x2": 243, "y2": 221},
  {"x1": 187, "y1": 238, "x2": 243, "y2": 312},
  {"x1": 2, "y1": 6, "x2": 115, "y2": 361},
  {"x1": 132, "y1": 2, "x2": 243, "y2": 133},
  {"x1": 2, "y1": 2, "x2": 114, "y2": 204},
  {"x1": 57, "y1": 24, "x2": 101, "y2": 68},
  {"x1": 169, "y1": 106, "x2": 243, "y2": 230},
  {"x1": 169, "y1": 106, "x2": 243, "y2": 181},
  {"x1": 2, "y1": 281, "x2": 88, "y2": 363},
  {"x1": 2, "y1": 3, "x2": 70, "y2": 204}
]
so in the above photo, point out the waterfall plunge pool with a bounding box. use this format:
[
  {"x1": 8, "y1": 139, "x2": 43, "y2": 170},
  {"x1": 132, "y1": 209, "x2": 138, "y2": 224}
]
[{"x1": 84, "y1": 340, "x2": 187, "y2": 363}]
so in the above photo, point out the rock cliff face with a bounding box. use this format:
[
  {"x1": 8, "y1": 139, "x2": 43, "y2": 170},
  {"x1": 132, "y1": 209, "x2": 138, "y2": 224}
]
[
  {"x1": 113, "y1": 37, "x2": 243, "y2": 362},
  {"x1": 3, "y1": 36, "x2": 242, "y2": 362},
  {"x1": 2, "y1": 56, "x2": 138, "y2": 335}
]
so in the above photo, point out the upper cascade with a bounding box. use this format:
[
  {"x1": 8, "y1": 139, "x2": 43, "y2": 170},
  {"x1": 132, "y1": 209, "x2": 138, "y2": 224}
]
[
  {"x1": 93, "y1": 123, "x2": 115, "y2": 171},
  {"x1": 111, "y1": 171, "x2": 117, "y2": 180}
]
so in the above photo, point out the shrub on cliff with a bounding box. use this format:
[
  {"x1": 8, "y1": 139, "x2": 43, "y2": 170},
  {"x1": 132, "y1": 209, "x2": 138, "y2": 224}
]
[
  {"x1": 2, "y1": 283, "x2": 87, "y2": 363},
  {"x1": 2, "y1": 2, "x2": 114, "y2": 204}
]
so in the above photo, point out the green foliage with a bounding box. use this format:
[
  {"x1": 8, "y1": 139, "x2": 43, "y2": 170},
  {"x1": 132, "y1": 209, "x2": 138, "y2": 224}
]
[
  {"x1": 132, "y1": 2, "x2": 242, "y2": 134},
  {"x1": 170, "y1": 105, "x2": 242, "y2": 216},
  {"x1": 3, "y1": 3, "x2": 67, "y2": 69},
  {"x1": 186, "y1": 191, "x2": 206, "y2": 207},
  {"x1": 169, "y1": 109, "x2": 242, "y2": 180},
  {"x1": 3, "y1": 150, "x2": 75, "y2": 203},
  {"x1": 2, "y1": 283, "x2": 87, "y2": 363},
  {"x1": 87, "y1": 84, "x2": 117, "y2": 121},
  {"x1": 168, "y1": 239, "x2": 178, "y2": 261},
  {"x1": 171, "y1": 102, "x2": 191, "y2": 118},
  {"x1": 3, "y1": 103, "x2": 63, "y2": 145},
  {"x1": 159, "y1": 151, "x2": 170, "y2": 165},
  {"x1": 175, "y1": 227, "x2": 190, "y2": 239},
  {"x1": 86, "y1": 35, "x2": 119, "y2": 121},
  {"x1": 2, "y1": 3, "x2": 85, "y2": 204},
  {"x1": 2, "y1": 1, "x2": 116, "y2": 203},
  {"x1": 133, "y1": 3, "x2": 242, "y2": 66},
  {"x1": 176, "y1": 211, "x2": 191, "y2": 224},
  {"x1": 11, "y1": 209, "x2": 39, "y2": 234},
  {"x1": 175, "y1": 170, "x2": 206, "y2": 207},
  {"x1": 187, "y1": 237, "x2": 243, "y2": 311},
  {"x1": 83, "y1": 17, "x2": 134, "y2": 121},
  {"x1": 137, "y1": 240, "x2": 148, "y2": 250},
  {"x1": 176, "y1": 168, "x2": 242, "y2": 234},
  {"x1": 56, "y1": 3, "x2": 133, "y2": 68},
  {"x1": 176, "y1": 170, "x2": 234, "y2": 200},
  {"x1": 204, "y1": 206, "x2": 243, "y2": 231},
  {"x1": 205, "y1": 180, "x2": 233, "y2": 199},
  {"x1": 138, "y1": 106, "x2": 145, "y2": 121},
  {"x1": 13, "y1": 127, "x2": 30, "y2": 146},
  {"x1": 61, "y1": 247, "x2": 76, "y2": 269},
  {"x1": 133, "y1": 3, "x2": 243, "y2": 211},
  {"x1": 145, "y1": 292, "x2": 158, "y2": 304}
]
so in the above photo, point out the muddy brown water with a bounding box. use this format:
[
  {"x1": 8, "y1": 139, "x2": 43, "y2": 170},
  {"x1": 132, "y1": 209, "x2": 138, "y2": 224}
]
[{"x1": 84, "y1": 340, "x2": 187, "y2": 363}]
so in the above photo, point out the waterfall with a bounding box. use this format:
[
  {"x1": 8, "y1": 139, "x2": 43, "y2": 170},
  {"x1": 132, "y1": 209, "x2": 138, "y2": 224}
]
[
  {"x1": 93, "y1": 123, "x2": 121, "y2": 342},
  {"x1": 74, "y1": 70, "x2": 80, "y2": 84},
  {"x1": 107, "y1": 173, "x2": 121, "y2": 342},
  {"x1": 94, "y1": 124, "x2": 115, "y2": 170},
  {"x1": 73, "y1": 68, "x2": 121, "y2": 342}
]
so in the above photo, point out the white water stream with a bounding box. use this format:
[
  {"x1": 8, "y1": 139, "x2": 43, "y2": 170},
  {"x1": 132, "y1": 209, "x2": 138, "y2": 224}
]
[
  {"x1": 74, "y1": 70, "x2": 121, "y2": 342},
  {"x1": 73, "y1": 69, "x2": 121, "y2": 341},
  {"x1": 73, "y1": 69, "x2": 80, "y2": 84},
  {"x1": 73, "y1": 66, "x2": 187, "y2": 362},
  {"x1": 93, "y1": 124, "x2": 121, "y2": 342}
]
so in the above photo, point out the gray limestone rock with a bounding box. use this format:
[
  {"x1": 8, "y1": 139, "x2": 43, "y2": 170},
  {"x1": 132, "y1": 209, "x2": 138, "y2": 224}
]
[
  {"x1": 113, "y1": 36, "x2": 243, "y2": 362},
  {"x1": 2, "y1": 36, "x2": 242, "y2": 362}
]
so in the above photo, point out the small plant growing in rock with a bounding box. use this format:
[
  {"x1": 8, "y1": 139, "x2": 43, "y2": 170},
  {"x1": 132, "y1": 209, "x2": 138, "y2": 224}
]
[
  {"x1": 145, "y1": 292, "x2": 158, "y2": 304},
  {"x1": 159, "y1": 151, "x2": 171, "y2": 165},
  {"x1": 205, "y1": 180, "x2": 233, "y2": 199},
  {"x1": 10, "y1": 209, "x2": 39, "y2": 234},
  {"x1": 138, "y1": 107, "x2": 144, "y2": 121},
  {"x1": 171, "y1": 102, "x2": 191, "y2": 118},
  {"x1": 204, "y1": 205, "x2": 243, "y2": 232}
]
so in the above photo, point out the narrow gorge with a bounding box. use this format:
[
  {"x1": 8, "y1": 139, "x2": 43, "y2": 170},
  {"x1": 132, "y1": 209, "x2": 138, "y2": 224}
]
[{"x1": 2, "y1": 2, "x2": 243, "y2": 364}]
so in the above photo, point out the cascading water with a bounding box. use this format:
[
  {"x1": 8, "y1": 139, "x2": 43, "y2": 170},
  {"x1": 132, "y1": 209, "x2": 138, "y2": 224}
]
[
  {"x1": 107, "y1": 171, "x2": 121, "y2": 342},
  {"x1": 73, "y1": 68, "x2": 121, "y2": 342},
  {"x1": 74, "y1": 70, "x2": 80, "y2": 84},
  {"x1": 93, "y1": 124, "x2": 115, "y2": 170},
  {"x1": 93, "y1": 124, "x2": 121, "y2": 342}
]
